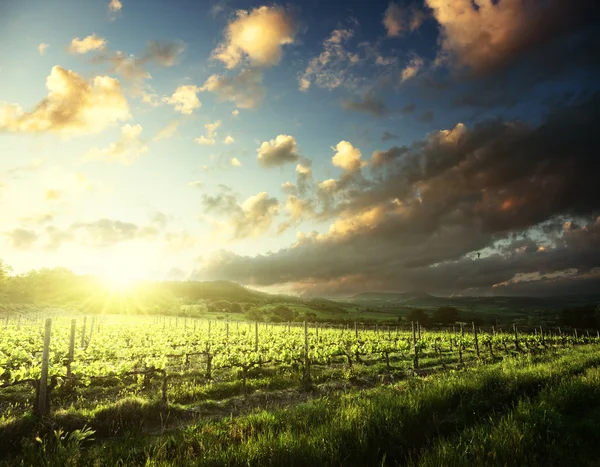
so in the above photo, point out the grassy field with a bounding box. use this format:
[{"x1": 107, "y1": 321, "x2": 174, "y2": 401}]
[{"x1": 3, "y1": 343, "x2": 600, "y2": 466}]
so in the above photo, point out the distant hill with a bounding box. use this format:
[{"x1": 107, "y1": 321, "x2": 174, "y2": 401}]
[
  {"x1": 138, "y1": 280, "x2": 269, "y2": 303},
  {"x1": 342, "y1": 290, "x2": 600, "y2": 314}
]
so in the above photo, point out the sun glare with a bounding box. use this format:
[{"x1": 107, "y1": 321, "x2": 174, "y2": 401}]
[{"x1": 97, "y1": 256, "x2": 147, "y2": 291}]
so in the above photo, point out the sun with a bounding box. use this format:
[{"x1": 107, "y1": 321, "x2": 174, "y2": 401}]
[
  {"x1": 96, "y1": 255, "x2": 147, "y2": 291},
  {"x1": 102, "y1": 271, "x2": 137, "y2": 291}
]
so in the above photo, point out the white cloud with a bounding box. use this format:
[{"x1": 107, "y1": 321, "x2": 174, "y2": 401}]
[
  {"x1": 0, "y1": 66, "x2": 130, "y2": 137},
  {"x1": 231, "y1": 157, "x2": 241, "y2": 167},
  {"x1": 212, "y1": 5, "x2": 296, "y2": 69},
  {"x1": 400, "y1": 56, "x2": 424, "y2": 82},
  {"x1": 162, "y1": 85, "x2": 201, "y2": 114},
  {"x1": 224, "y1": 135, "x2": 235, "y2": 144},
  {"x1": 38, "y1": 43, "x2": 50, "y2": 55},
  {"x1": 332, "y1": 141, "x2": 366, "y2": 172},
  {"x1": 257, "y1": 134, "x2": 300, "y2": 167},
  {"x1": 195, "y1": 120, "x2": 221, "y2": 145},
  {"x1": 68, "y1": 34, "x2": 107, "y2": 54},
  {"x1": 232, "y1": 109, "x2": 240, "y2": 117},
  {"x1": 83, "y1": 123, "x2": 148, "y2": 164},
  {"x1": 108, "y1": 0, "x2": 122, "y2": 12}
]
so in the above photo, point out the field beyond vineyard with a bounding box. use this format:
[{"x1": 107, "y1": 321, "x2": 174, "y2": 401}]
[{"x1": 2, "y1": 312, "x2": 600, "y2": 466}]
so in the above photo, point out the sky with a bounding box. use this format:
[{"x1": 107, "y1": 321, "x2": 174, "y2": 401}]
[{"x1": 0, "y1": 0, "x2": 599, "y2": 297}]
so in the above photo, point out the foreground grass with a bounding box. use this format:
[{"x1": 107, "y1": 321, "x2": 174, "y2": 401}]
[
  {"x1": 4, "y1": 345, "x2": 600, "y2": 466},
  {"x1": 4, "y1": 346, "x2": 600, "y2": 466}
]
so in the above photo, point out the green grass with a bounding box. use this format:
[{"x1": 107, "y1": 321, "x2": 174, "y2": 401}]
[{"x1": 4, "y1": 345, "x2": 600, "y2": 466}]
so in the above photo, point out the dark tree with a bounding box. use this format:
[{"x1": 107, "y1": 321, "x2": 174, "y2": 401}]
[
  {"x1": 407, "y1": 308, "x2": 430, "y2": 326},
  {"x1": 433, "y1": 306, "x2": 460, "y2": 324}
]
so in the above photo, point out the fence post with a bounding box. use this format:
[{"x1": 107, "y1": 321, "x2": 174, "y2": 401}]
[
  {"x1": 67, "y1": 319, "x2": 76, "y2": 378},
  {"x1": 412, "y1": 321, "x2": 418, "y2": 370},
  {"x1": 304, "y1": 320, "x2": 310, "y2": 382},
  {"x1": 255, "y1": 321, "x2": 259, "y2": 351},
  {"x1": 88, "y1": 317, "x2": 95, "y2": 346},
  {"x1": 473, "y1": 322, "x2": 480, "y2": 359},
  {"x1": 38, "y1": 318, "x2": 52, "y2": 416},
  {"x1": 80, "y1": 316, "x2": 87, "y2": 349}
]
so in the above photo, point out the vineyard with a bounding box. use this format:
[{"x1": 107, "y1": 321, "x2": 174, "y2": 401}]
[{"x1": 1, "y1": 312, "x2": 598, "y2": 422}]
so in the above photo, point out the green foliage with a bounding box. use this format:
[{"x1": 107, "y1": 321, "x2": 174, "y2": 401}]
[
  {"x1": 432, "y1": 306, "x2": 460, "y2": 324},
  {"x1": 245, "y1": 307, "x2": 264, "y2": 322},
  {"x1": 20, "y1": 426, "x2": 95, "y2": 467},
  {"x1": 407, "y1": 308, "x2": 430, "y2": 326}
]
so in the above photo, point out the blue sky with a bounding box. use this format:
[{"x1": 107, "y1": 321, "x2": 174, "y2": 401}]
[{"x1": 1, "y1": 0, "x2": 599, "y2": 295}]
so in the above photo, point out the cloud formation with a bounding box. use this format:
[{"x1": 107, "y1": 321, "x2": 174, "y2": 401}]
[
  {"x1": 193, "y1": 93, "x2": 600, "y2": 295},
  {"x1": 108, "y1": 0, "x2": 122, "y2": 12},
  {"x1": 426, "y1": 0, "x2": 593, "y2": 75},
  {"x1": 163, "y1": 85, "x2": 201, "y2": 114},
  {"x1": 341, "y1": 92, "x2": 387, "y2": 117},
  {"x1": 83, "y1": 123, "x2": 148, "y2": 164},
  {"x1": 202, "y1": 189, "x2": 280, "y2": 240},
  {"x1": 152, "y1": 120, "x2": 180, "y2": 141},
  {"x1": 0, "y1": 66, "x2": 130, "y2": 137},
  {"x1": 68, "y1": 34, "x2": 107, "y2": 54},
  {"x1": 400, "y1": 56, "x2": 424, "y2": 82},
  {"x1": 195, "y1": 121, "x2": 221, "y2": 145},
  {"x1": 200, "y1": 68, "x2": 265, "y2": 109},
  {"x1": 38, "y1": 43, "x2": 49, "y2": 55},
  {"x1": 332, "y1": 141, "x2": 366, "y2": 173},
  {"x1": 91, "y1": 40, "x2": 185, "y2": 82},
  {"x1": 257, "y1": 134, "x2": 300, "y2": 167},
  {"x1": 299, "y1": 28, "x2": 360, "y2": 91},
  {"x1": 212, "y1": 5, "x2": 296, "y2": 69},
  {"x1": 383, "y1": 2, "x2": 425, "y2": 37}
]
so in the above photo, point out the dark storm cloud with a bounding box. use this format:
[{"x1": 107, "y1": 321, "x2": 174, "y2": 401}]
[
  {"x1": 194, "y1": 93, "x2": 600, "y2": 295},
  {"x1": 427, "y1": 2, "x2": 600, "y2": 110}
]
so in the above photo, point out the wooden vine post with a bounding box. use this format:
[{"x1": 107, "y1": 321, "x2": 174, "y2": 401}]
[
  {"x1": 459, "y1": 323, "x2": 464, "y2": 365},
  {"x1": 254, "y1": 321, "x2": 259, "y2": 352},
  {"x1": 88, "y1": 317, "x2": 95, "y2": 346},
  {"x1": 473, "y1": 322, "x2": 480, "y2": 359},
  {"x1": 513, "y1": 323, "x2": 520, "y2": 351},
  {"x1": 67, "y1": 319, "x2": 76, "y2": 378},
  {"x1": 80, "y1": 316, "x2": 87, "y2": 349},
  {"x1": 412, "y1": 321, "x2": 418, "y2": 371},
  {"x1": 38, "y1": 318, "x2": 52, "y2": 416},
  {"x1": 304, "y1": 320, "x2": 310, "y2": 382}
]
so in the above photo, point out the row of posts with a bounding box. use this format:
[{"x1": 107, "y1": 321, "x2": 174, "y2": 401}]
[{"x1": 26, "y1": 315, "x2": 600, "y2": 415}]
